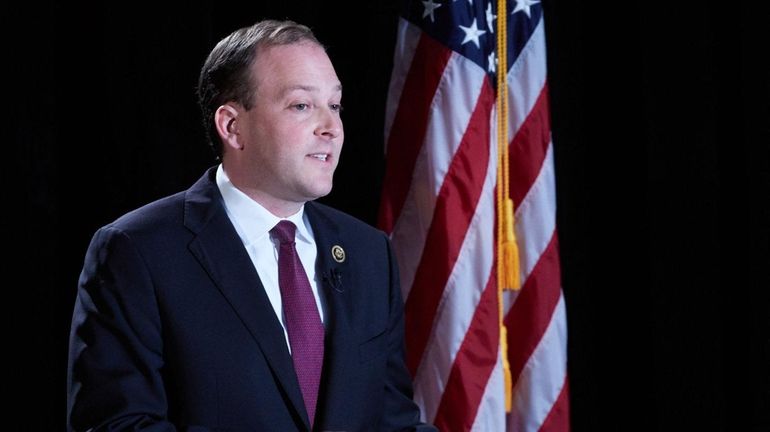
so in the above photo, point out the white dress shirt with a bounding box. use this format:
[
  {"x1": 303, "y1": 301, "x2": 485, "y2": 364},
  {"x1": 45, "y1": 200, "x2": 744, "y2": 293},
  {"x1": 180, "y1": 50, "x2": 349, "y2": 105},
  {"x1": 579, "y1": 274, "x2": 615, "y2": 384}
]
[{"x1": 215, "y1": 165, "x2": 326, "y2": 351}]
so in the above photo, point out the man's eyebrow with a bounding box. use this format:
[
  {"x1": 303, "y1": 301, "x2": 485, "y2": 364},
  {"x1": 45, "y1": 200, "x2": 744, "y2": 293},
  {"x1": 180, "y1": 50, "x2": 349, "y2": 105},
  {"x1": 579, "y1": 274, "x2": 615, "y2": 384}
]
[
  {"x1": 282, "y1": 84, "x2": 317, "y2": 94},
  {"x1": 279, "y1": 83, "x2": 343, "y2": 96}
]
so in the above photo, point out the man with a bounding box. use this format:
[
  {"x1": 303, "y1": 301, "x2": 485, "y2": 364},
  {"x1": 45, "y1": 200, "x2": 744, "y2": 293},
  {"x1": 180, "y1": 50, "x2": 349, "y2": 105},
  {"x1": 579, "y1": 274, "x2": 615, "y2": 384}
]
[{"x1": 67, "y1": 19, "x2": 435, "y2": 432}]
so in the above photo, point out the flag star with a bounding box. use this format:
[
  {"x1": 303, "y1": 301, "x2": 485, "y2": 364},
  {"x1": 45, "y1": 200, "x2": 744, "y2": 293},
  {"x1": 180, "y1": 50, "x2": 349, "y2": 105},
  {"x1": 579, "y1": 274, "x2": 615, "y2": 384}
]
[
  {"x1": 459, "y1": 18, "x2": 486, "y2": 48},
  {"x1": 487, "y1": 51, "x2": 496, "y2": 73},
  {"x1": 512, "y1": 0, "x2": 540, "y2": 18},
  {"x1": 421, "y1": 0, "x2": 442, "y2": 22},
  {"x1": 486, "y1": 3, "x2": 496, "y2": 34}
]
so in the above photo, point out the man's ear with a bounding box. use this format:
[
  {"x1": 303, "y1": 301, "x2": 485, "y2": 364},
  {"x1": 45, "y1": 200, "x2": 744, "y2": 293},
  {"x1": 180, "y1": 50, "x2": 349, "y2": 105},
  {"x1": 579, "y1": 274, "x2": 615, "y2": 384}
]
[{"x1": 214, "y1": 104, "x2": 243, "y2": 151}]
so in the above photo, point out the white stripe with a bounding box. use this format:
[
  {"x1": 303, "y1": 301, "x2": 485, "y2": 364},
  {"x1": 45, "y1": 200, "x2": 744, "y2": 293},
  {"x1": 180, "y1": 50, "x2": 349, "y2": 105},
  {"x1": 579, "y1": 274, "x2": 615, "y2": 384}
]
[
  {"x1": 384, "y1": 18, "x2": 422, "y2": 150},
  {"x1": 412, "y1": 111, "x2": 498, "y2": 422},
  {"x1": 506, "y1": 293, "x2": 568, "y2": 432},
  {"x1": 507, "y1": 18, "x2": 547, "y2": 139},
  {"x1": 471, "y1": 352, "x2": 506, "y2": 431},
  {"x1": 390, "y1": 52, "x2": 487, "y2": 300}
]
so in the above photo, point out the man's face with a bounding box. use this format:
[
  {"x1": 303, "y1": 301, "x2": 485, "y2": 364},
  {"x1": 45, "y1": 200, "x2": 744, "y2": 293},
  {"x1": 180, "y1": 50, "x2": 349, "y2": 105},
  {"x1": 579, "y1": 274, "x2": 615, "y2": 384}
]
[{"x1": 238, "y1": 41, "x2": 343, "y2": 210}]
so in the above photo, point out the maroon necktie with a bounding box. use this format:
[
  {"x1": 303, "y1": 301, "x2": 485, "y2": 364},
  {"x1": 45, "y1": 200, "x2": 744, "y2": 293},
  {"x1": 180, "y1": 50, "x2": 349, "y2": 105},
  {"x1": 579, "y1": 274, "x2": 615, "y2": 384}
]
[{"x1": 271, "y1": 220, "x2": 325, "y2": 427}]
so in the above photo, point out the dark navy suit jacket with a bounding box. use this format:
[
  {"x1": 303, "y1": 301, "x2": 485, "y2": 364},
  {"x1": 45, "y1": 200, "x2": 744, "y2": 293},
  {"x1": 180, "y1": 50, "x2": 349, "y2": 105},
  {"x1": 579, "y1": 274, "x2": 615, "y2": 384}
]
[{"x1": 67, "y1": 167, "x2": 435, "y2": 432}]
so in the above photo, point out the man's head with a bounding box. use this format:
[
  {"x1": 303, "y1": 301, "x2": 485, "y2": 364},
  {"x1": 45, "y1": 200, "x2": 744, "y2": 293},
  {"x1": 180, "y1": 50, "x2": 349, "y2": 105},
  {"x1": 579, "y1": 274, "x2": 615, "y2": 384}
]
[
  {"x1": 198, "y1": 20, "x2": 321, "y2": 158},
  {"x1": 197, "y1": 19, "x2": 344, "y2": 216}
]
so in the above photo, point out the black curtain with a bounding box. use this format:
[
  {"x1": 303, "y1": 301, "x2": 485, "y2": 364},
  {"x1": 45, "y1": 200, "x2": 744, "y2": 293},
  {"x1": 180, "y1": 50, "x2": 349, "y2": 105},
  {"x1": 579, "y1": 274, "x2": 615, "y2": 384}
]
[{"x1": 9, "y1": 2, "x2": 768, "y2": 431}]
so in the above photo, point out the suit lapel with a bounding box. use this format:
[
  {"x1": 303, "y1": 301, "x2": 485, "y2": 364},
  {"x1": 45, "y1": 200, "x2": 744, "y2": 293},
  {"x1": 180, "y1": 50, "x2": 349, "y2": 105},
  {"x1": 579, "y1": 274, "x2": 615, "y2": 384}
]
[
  {"x1": 305, "y1": 202, "x2": 355, "y2": 425},
  {"x1": 183, "y1": 169, "x2": 310, "y2": 429}
]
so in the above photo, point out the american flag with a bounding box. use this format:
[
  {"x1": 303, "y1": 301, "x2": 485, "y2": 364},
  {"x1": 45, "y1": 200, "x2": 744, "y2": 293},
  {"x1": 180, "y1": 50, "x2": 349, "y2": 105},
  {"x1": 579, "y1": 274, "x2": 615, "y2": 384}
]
[{"x1": 378, "y1": 0, "x2": 570, "y2": 430}]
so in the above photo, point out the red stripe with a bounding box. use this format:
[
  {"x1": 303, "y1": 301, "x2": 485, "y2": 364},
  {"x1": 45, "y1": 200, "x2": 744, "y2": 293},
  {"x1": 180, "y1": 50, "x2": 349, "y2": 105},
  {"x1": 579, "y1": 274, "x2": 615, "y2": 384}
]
[
  {"x1": 377, "y1": 34, "x2": 453, "y2": 233},
  {"x1": 508, "y1": 83, "x2": 551, "y2": 207},
  {"x1": 404, "y1": 80, "x2": 495, "y2": 375},
  {"x1": 433, "y1": 270, "x2": 498, "y2": 431},
  {"x1": 505, "y1": 233, "x2": 562, "y2": 383},
  {"x1": 539, "y1": 377, "x2": 571, "y2": 432}
]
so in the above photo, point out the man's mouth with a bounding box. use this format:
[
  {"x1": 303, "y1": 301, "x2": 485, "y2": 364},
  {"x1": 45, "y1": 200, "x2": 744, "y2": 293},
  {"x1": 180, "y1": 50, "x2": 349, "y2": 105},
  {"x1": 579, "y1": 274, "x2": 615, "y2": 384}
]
[{"x1": 308, "y1": 153, "x2": 329, "y2": 162}]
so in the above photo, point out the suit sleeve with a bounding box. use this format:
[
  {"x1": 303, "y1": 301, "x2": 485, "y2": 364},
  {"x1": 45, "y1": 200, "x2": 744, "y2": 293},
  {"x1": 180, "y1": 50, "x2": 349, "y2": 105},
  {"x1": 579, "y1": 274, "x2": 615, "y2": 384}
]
[
  {"x1": 379, "y1": 234, "x2": 438, "y2": 432},
  {"x1": 67, "y1": 226, "x2": 178, "y2": 432}
]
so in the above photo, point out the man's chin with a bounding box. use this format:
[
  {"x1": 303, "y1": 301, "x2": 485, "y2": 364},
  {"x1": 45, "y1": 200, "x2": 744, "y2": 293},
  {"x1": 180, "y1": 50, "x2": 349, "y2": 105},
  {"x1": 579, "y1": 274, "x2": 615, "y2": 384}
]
[{"x1": 301, "y1": 184, "x2": 333, "y2": 202}]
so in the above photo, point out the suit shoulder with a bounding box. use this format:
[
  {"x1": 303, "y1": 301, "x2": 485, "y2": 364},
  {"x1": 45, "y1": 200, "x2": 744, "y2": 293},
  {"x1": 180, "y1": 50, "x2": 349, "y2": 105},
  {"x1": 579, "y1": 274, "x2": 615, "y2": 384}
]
[{"x1": 105, "y1": 191, "x2": 187, "y2": 236}]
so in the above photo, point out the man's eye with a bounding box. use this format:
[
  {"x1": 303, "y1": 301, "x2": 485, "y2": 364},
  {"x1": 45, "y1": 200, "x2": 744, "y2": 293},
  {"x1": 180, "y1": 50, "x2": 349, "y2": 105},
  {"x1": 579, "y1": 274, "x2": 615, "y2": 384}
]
[
  {"x1": 330, "y1": 104, "x2": 343, "y2": 112},
  {"x1": 294, "y1": 103, "x2": 309, "y2": 111}
]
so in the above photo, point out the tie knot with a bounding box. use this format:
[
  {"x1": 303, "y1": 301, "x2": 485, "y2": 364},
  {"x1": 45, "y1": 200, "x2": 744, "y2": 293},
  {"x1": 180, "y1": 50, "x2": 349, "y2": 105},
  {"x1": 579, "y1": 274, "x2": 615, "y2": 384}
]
[{"x1": 271, "y1": 220, "x2": 297, "y2": 245}]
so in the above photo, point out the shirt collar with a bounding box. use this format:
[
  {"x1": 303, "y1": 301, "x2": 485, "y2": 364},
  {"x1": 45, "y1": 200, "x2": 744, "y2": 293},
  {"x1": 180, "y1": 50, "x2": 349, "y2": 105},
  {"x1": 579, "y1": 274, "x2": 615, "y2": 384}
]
[{"x1": 215, "y1": 164, "x2": 312, "y2": 246}]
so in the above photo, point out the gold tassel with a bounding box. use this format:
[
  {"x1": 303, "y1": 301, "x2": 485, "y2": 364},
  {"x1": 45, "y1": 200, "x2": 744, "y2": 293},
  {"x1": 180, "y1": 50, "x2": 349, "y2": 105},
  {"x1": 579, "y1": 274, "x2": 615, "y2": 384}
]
[
  {"x1": 496, "y1": 0, "x2": 515, "y2": 413},
  {"x1": 501, "y1": 325, "x2": 513, "y2": 411},
  {"x1": 502, "y1": 198, "x2": 521, "y2": 290}
]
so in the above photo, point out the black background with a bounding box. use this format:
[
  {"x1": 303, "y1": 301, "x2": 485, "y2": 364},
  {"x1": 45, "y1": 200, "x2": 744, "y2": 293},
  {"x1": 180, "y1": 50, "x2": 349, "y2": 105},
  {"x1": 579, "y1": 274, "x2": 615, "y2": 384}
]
[{"x1": 7, "y1": 2, "x2": 769, "y2": 431}]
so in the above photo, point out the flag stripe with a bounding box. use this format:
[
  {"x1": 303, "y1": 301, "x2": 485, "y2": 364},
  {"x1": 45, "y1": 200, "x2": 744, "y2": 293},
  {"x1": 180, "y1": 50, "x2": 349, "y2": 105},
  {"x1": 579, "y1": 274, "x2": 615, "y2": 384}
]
[
  {"x1": 390, "y1": 51, "x2": 490, "y2": 301},
  {"x1": 508, "y1": 86, "x2": 552, "y2": 207},
  {"x1": 470, "y1": 355, "x2": 506, "y2": 431},
  {"x1": 505, "y1": 18, "x2": 547, "y2": 139},
  {"x1": 539, "y1": 379, "x2": 571, "y2": 432},
  {"x1": 378, "y1": 33, "x2": 453, "y2": 233},
  {"x1": 433, "y1": 270, "x2": 499, "y2": 430},
  {"x1": 507, "y1": 293, "x2": 568, "y2": 432},
  {"x1": 411, "y1": 117, "x2": 497, "y2": 421},
  {"x1": 384, "y1": 19, "x2": 422, "y2": 147},
  {"x1": 505, "y1": 234, "x2": 562, "y2": 383},
  {"x1": 509, "y1": 141, "x2": 557, "y2": 295},
  {"x1": 404, "y1": 80, "x2": 495, "y2": 374}
]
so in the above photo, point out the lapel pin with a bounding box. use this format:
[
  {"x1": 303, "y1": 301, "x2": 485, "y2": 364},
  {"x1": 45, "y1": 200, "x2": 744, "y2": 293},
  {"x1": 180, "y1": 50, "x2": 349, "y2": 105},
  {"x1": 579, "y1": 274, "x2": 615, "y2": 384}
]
[{"x1": 331, "y1": 245, "x2": 345, "y2": 263}]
